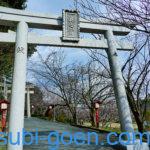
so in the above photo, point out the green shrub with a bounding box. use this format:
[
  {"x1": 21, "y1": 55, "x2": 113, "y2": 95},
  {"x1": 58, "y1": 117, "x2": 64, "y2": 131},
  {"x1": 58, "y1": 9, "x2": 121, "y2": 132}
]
[{"x1": 56, "y1": 113, "x2": 71, "y2": 124}]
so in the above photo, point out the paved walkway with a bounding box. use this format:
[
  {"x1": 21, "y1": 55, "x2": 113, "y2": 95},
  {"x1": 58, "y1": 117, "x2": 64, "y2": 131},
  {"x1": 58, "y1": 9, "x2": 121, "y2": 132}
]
[{"x1": 0, "y1": 118, "x2": 125, "y2": 150}]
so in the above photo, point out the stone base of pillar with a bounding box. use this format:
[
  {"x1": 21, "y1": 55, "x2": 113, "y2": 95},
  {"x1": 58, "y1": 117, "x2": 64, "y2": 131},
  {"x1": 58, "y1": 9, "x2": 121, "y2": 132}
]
[{"x1": 125, "y1": 140, "x2": 149, "y2": 150}]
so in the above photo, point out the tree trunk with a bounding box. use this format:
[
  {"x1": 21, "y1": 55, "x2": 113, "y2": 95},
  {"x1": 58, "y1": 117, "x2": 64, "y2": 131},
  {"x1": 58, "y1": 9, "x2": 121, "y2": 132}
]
[
  {"x1": 126, "y1": 87, "x2": 144, "y2": 132},
  {"x1": 134, "y1": 113, "x2": 144, "y2": 132},
  {"x1": 72, "y1": 113, "x2": 77, "y2": 125}
]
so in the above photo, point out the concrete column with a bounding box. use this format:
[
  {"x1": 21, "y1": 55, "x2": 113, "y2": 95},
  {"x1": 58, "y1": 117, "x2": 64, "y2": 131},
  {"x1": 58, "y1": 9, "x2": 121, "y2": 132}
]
[
  {"x1": 7, "y1": 21, "x2": 28, "y2": 150},
  {"x1": 27, "y1": 87, "x2": 31, "y2": 118},
  {"x1": 105, "y1": 30, "x2": 134, "y2": 132}
]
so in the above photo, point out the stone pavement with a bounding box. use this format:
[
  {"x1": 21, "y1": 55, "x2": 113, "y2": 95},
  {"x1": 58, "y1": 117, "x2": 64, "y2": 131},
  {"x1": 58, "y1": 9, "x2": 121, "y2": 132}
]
[{"x1": 0, "y1": 118, "x2": 126, "y2": 150}]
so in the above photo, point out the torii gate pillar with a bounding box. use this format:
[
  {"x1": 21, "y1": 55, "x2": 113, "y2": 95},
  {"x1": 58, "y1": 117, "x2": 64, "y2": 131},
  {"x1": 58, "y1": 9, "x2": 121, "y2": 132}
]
[
  {"x1": 7, "y1": 21, "x2": 28, "y2": 150},
  {"x1": 106, "y1": 30, "x2": 134, "y2": 132},
  {"x1": 27, "y1": 86, "x2": 31, "y2": 118}
]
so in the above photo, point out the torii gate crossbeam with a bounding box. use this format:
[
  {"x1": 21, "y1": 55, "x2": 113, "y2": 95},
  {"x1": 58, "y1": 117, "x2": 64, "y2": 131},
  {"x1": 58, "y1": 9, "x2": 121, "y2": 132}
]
[{"x1": 0, "y1": 6, "x2": 132, "y2": 35}]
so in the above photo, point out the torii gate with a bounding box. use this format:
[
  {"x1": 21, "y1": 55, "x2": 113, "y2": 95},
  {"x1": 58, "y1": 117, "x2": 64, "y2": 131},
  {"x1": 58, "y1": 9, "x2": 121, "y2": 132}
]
[{"x1": 0, "y1": 7, "x2": 134, "y2": 150}]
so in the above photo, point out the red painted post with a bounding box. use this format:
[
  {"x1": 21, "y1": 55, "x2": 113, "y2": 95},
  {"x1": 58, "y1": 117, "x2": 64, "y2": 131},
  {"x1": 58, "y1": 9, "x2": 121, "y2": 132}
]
[
  {"x1": 95, "y1": 102, "x2": 100, "y2": 128},
  {"x1": 0, "y1": 100, "x2": 9, "y2": 132},
  {"x1": 95, "y1": 108, "x2": 99, "y2": 128},
  {"x1": 1, "y1": 110, "x2": 7, "y2": 132}
]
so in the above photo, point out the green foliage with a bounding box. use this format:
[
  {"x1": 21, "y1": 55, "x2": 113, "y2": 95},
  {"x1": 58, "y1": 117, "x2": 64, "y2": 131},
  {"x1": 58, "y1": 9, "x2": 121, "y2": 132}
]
[
  {"x1": 0, "y1": 44, "x2": 14, "y2": 76},
  {"x1": 56, "y1": 113, "x2": 72, "y2": 123},
  {"x1": 0, "y1": 92, "x2": 4, "y2": 99},
  {"x1": 0, "y1": 0, "x2": 27, "y2": 9},
  {"x1": 145, "y1": 110, "x2": 150, "y2": 121}
]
